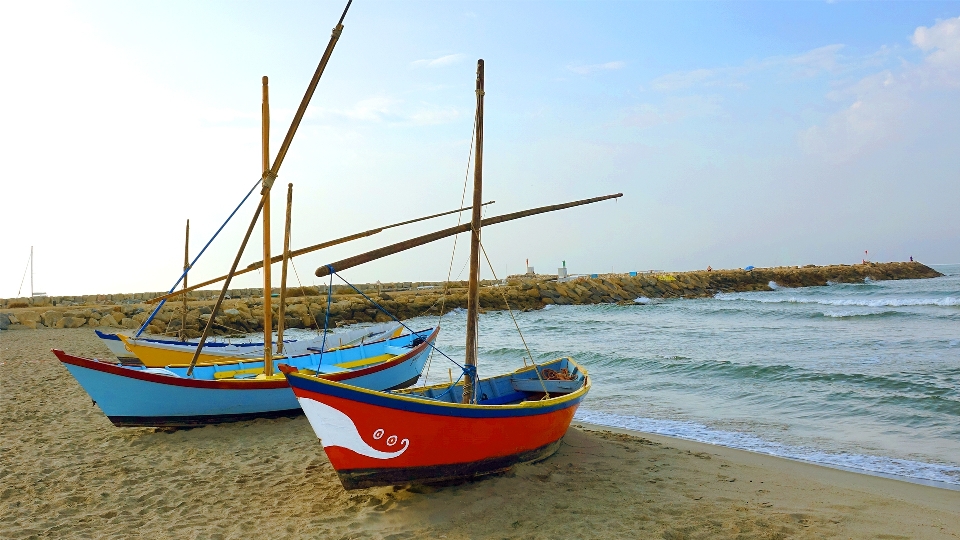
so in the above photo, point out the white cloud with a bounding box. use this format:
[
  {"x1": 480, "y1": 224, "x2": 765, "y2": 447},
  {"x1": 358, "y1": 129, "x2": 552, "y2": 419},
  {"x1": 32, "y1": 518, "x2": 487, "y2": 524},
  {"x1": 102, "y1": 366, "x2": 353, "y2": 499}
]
[
  {"x1": 336, "y1": 96, "x2": 401, "y2": 121},
  {"x1": 308, "y1": 97, "x2": 460, "y2": 126},
  {"x1": 623, "y1": 95, "x2": 725, "y2": 129},
  {"x1": 911, "y1": 16, "x2": 960, "y2": 85},
  {"x1": 411, "y1": 53, "x2": 465, "y2": 68},
  {"x1": 786, "y1": 44, "x2": 845, "y2": 76},
  {"x1": 651, "y1": 44, "x2": 845, "y2": 91},
  {"x1": 567, "y1": 61, "x2": 625, "y2": 75},
  {"x1": 799, "y1": 71, "x2": 910, "y2": 160},
  {"x1": 800, "y1": 16, "x2": 960, "y2": 160},
  {"x1": 912, "y1": 16, "x2": 960, "y2": 52},
  {"x1": 307, "y1": 96, "x2": 400, "y2": 122},
  {"x1": 651, "y1": 68, "x2": 716, "y2": 91},
  {"x1": 409, "y1": 105, "x2": 460, "y2": 125}
]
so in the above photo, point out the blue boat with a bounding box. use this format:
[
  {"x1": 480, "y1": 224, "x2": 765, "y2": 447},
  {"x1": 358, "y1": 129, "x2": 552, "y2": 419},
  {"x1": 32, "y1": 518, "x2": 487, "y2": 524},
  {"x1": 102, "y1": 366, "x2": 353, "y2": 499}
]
[{"x1": 54, "y1": 327, "x2": 437, "y2": 427}]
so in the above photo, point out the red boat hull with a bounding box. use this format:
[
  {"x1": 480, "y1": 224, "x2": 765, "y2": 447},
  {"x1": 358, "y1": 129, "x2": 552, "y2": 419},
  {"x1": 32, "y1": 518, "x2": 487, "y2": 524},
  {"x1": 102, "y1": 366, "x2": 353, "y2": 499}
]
[{"x1": 286, "y1": 364, "x2": 589, "y2": 489}]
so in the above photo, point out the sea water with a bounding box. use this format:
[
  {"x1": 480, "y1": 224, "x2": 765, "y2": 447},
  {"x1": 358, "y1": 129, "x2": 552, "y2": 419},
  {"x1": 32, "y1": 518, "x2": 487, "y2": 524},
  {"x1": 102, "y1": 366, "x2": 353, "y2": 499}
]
[{"x1": 400, "y1": 264, "x2": 960, "y2": 488}]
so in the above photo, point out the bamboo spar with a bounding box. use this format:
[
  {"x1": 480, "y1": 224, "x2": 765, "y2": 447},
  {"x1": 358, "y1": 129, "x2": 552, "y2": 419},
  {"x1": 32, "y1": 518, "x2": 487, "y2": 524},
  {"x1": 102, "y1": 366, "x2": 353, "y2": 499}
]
[
  {"x1": 462, "y1": 59, "x2": 485, "y2": 404},
  {"x1": 262, "y1": 76, "x2": 274, "y2": 376},
  {"x1": 146, "y1": 201, "x2": 495, "y2": 304},
  {"x1": 277, "y1": 183, "x2": 293, "y2": 354},
  {"x1": 315, "y1": 193, "x2": 623, "y2": 279},
  {"x1": 185, "y1": 0, "x2": 353, "y2": 376}
]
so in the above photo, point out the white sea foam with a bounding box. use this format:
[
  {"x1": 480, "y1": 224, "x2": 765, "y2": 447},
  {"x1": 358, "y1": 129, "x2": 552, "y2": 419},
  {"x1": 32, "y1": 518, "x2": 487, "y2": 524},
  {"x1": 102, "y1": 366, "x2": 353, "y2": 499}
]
[
  {"x1": 821, "y1": 309, "x2": 896, "y2": 318},
  {"x1": 634, "y1": 296, "x2": 651, "y2": 304},
  {"x1": 574, "y1": 410, "x2": 960, "y2": 486},
  {"x1": 822, "y1": 310, "x2": 869, "y2": 318},
  {"x1": 714, "y1": 294, "x2": 960, "y2": 308},
  {"x1": 768, "y1": 280, "x2": 784, "y2": 290}
]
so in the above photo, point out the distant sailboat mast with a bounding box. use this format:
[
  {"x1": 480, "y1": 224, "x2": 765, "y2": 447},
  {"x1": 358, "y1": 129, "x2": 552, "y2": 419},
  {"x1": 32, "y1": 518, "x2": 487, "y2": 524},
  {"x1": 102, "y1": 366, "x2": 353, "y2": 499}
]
[{"x1": 18, "y1": 246, "x2": 46, "y2": 299}]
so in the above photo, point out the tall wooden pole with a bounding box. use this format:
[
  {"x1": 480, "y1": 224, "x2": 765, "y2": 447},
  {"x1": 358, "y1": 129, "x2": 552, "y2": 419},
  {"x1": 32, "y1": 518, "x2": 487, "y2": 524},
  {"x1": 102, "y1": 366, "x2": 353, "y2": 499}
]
[
  {"x1": 277, "y1": 183, "x2": 293, "y2": 354},
  {"x1": 181, "y1": 219, "x2": 189, "y2": 340},
  {"x1": 462, "y1": 59, "x2": 484, "y2": 404},
  {"x1": 262, "y1": 76, "x2": 274, "y2": 376},
  {"x1": 184, "y1": 0, "x2": 378, "y2": 375}
]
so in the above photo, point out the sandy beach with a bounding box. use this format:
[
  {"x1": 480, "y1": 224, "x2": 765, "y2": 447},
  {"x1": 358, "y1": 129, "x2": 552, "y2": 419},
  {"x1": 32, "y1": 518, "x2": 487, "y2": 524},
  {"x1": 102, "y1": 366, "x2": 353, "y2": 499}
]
[{"x1": 2, "y1": 328, "x2": 958, "y2": 539}]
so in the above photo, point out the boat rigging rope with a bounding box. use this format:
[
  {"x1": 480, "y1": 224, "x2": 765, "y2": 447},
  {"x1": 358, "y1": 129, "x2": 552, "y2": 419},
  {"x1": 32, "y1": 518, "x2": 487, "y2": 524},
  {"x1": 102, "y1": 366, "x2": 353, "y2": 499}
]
[
  {"x1": 313, "y1": 271, "x2": 335, "y2": 375},
  {"x1": 421, "y1": 105, "x2": 479, "y2": 387},
  {"x1": 288, "y1": 238, "x2": 324, "y2": 338},
  {"x1": 16, "y1": 251, "x2": 30, "y2": 297},
  {"x1": 136, "y1": 178, "x2": 263, "y2": 337},
  {"x1": 478, "y1": 240, "x2": 550, "y2": 397},
  {"x1": 327, "y1": 266, "x2": 467, "y2": 374}
]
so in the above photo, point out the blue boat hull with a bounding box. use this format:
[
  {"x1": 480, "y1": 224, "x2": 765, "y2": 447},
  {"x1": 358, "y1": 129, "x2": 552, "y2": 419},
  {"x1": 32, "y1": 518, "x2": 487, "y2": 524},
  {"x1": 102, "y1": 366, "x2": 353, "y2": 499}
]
[{"x1": 55, "y1": 328, "x2": 437, "y2": 427}]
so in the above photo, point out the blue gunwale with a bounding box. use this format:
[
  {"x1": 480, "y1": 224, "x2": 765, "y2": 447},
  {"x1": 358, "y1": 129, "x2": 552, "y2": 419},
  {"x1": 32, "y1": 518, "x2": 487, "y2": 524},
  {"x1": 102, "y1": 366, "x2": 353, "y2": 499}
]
[
  {"x1": 54, "y1": 327, "x2": 438, "y2": 390},
  {"x1": 286, "y1": 358, "x2": 590, "y2": 419}
]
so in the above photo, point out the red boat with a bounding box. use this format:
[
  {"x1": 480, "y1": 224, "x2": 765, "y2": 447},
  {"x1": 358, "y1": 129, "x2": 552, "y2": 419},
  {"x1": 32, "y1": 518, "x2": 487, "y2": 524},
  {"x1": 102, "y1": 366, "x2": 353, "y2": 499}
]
[
  {"x1": 281, "y1": 59, "x2": 612, "y2": 489},
  {"x1": 283, "y1": 357, "x2": 589, "y2": 488}
]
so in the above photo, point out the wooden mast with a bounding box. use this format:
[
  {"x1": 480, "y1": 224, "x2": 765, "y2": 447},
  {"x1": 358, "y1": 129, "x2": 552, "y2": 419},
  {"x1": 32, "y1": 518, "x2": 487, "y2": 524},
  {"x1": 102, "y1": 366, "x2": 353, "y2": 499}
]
[
  {"x1": 276, "y1": 183, "x2": 293, "y2": 354},
  {"x1": 186, "y1": 0, "x2": 353, "y2": 377},
  {"x1": 462, "y1": 59, "x2": 484, "y2": 404},
  {"x1": 181, "y1": 219, "x2": 189, "y2": 341},
  {"x1": 262, "y1": 76, "x2": 274, "y2": 376}
]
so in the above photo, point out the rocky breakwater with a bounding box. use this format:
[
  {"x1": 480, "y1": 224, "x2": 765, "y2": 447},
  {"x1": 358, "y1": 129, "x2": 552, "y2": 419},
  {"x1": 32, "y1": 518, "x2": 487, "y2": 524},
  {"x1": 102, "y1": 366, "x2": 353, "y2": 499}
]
[
  {"x1": 535, "y1": 261, "x2": 942, "y2": 305},
  {"x1": 0, "y1": 262, "x2": 942, "y2": 334}
]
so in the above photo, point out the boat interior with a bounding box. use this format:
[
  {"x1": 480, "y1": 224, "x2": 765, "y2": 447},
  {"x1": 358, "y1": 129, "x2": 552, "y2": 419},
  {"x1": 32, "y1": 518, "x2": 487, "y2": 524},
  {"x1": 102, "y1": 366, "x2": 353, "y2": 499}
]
[
  {"x1": 396, "y1": 357, "x2": 587, "y2": 405},
  {"x1": 125, "y1": 328, "x2": 434, "y2": 381}
]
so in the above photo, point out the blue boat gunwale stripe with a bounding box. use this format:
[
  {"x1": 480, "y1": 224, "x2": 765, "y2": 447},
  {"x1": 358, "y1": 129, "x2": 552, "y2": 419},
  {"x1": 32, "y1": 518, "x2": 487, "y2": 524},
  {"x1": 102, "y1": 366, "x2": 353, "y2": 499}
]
[
  {"x1": 53, "y1": 330, "x2": 435, "y2": 391},
  {"x1": 288, "y1": 362, "x2": 590, "y2": 418}
]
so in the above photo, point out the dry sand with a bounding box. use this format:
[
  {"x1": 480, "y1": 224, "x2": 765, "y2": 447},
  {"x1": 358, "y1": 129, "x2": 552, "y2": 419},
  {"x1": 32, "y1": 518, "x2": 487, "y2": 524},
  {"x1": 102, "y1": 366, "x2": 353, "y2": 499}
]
[{"x1": 2, "y1": 328, "x2": 958, "y2": 539}]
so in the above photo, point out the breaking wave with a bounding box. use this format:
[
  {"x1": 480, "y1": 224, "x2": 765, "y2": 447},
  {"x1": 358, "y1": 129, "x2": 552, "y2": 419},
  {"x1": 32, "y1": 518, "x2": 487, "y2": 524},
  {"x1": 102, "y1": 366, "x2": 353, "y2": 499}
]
[{"x1": 714, "y1": 294, "x2": 959, "y2": 308}]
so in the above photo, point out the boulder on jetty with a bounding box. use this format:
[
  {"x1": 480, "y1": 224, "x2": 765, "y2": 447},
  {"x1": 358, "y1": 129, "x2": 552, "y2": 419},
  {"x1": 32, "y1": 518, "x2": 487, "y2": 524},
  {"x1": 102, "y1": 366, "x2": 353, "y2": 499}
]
[{"x1": 0, "y1": 262, "x2": 943, "y2": 333}]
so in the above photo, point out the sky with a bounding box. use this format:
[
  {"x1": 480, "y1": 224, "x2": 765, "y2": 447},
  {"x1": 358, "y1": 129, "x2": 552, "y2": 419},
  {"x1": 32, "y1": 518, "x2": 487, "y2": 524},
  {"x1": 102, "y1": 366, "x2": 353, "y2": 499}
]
[{"x1": 1, "y1": 0, "x2": 958, "y2": 298}]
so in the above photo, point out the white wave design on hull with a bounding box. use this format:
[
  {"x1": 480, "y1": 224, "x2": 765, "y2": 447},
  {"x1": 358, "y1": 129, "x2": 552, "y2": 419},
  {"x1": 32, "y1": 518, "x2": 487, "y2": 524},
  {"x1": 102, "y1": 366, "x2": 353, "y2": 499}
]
[
  {"x1": 298, "y1": 397, "x2": 409, "y2": 459},
  {"x1": 575, "y1": 410, "x2": 960, "y2": 487}
]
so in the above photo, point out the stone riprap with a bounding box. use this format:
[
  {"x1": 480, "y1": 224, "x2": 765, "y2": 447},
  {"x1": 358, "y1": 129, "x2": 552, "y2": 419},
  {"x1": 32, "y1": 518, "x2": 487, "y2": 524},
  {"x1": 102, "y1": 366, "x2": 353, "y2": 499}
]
[{"x1": 0, "y1": 262, "x2": 942, "y2": 335}]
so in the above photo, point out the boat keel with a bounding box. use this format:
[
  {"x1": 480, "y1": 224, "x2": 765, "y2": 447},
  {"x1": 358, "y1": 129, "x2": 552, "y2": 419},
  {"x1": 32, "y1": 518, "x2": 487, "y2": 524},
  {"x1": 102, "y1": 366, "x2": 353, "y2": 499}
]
[{"x1": 335, "y1": 439, "x2": 563, "y2": 489}]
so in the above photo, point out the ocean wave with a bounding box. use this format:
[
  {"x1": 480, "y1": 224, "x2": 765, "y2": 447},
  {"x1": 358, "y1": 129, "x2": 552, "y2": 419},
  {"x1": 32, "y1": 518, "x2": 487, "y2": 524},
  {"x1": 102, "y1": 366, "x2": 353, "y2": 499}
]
[
  {"x1": 820, "y1": 310, "x2": 903, "y2": 318},
  {"x1": 641, "y1": 358, "x2": 959, "y2": 402},
  {"x1": 574, "y1": 410, "x2": 960, "y2": 486},
  {"x1": 714, "y1": 294, "x2": 960, "y2": 308}
]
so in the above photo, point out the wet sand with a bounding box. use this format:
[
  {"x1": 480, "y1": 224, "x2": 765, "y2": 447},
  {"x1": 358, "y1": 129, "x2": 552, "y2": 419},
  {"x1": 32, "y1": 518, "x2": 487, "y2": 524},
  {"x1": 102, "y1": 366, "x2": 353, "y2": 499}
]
[{"x1": 2, "y1": 328, "x2": 958, "y2": 539}]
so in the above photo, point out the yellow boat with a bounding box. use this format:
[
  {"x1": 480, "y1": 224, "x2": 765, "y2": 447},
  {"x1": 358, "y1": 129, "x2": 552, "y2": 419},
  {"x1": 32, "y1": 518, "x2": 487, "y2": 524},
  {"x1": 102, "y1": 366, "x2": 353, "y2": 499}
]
[{"x1": 114, "y1": 323, "x2": 404, "y2": 368}]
